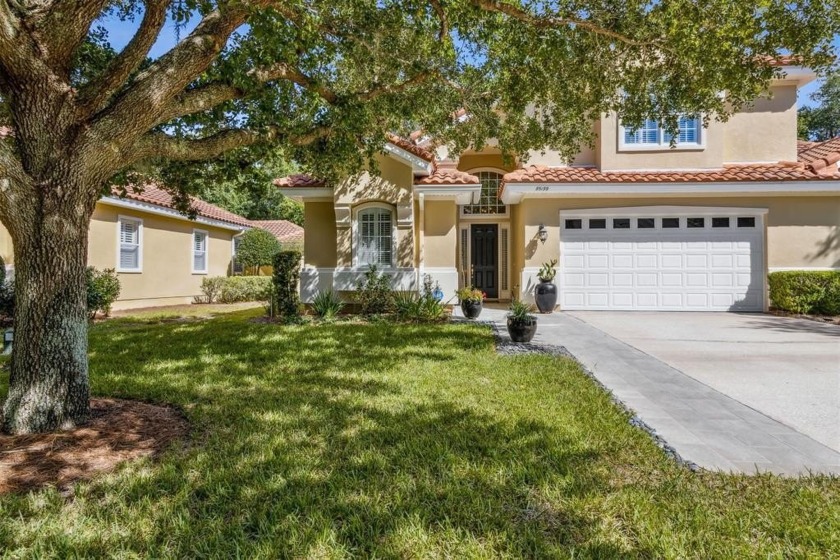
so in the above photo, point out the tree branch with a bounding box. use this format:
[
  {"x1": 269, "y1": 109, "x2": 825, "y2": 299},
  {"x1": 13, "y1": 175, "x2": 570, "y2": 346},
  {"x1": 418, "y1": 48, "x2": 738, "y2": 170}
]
[
  {"x1": 77, "y1": 0, "x2": 170, "y2": 117},
  {"x1": 130, "y1": 126, "x2": 330, "y2": 163},
  {"x1": 30, "y1": 0, "x2": 112, "y2": 70},
  {"x1": 469, "y1": 0, "x2": 656, "y2": 48}
]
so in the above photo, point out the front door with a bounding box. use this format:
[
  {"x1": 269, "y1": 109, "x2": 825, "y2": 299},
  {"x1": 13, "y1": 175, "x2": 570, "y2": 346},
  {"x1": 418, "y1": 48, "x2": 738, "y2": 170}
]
[{"x1": 471, "y1": 224, "x2": 498, "y2": 299}]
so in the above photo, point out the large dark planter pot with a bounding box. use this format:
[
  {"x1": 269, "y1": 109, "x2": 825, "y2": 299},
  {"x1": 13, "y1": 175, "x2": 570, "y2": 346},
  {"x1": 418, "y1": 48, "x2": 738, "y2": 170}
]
[
  {"x1": 534, "y1": 279, "x2": 558, "y2": 314},
  {"x1": 460, "y1": 299, "x2": 483, "y2": 319},
  {"x1": 507, "y1": 317, "x2": 538, "y2": 343}
]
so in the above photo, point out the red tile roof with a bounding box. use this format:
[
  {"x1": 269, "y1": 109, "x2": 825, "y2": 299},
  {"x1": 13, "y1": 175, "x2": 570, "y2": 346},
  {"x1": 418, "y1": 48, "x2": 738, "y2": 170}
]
[
  {"x1": 110, "y1": 183, "x2": 253, "y2": 227},
  {"x1": 386, "y1": 133, "x2": 435, "y2": 162},
  {"x1": 273, "y1": 174, "x2": 327, "y2": 188},
  {"x1": 251, "y1": 220, "x2": 304, "y2": 243},
  {"x1": 796, "y1": 137, "x2": 840, "y2": 175},
  {"x1": 797, "y1": 140, "x2": 819, "y2": 154},
  {"x1": 415, "y1": 161, "x2": 480, "y2": 186},
  {"x1": 503, "y1": 162, "x2": 838, "y2": 185}
]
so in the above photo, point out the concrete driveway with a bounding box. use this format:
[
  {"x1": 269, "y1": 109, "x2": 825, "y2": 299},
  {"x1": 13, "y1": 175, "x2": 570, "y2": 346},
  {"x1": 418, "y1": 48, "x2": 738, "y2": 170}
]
[{"x1": 567, "y1": 312, "x2": 840, "y2": 452}]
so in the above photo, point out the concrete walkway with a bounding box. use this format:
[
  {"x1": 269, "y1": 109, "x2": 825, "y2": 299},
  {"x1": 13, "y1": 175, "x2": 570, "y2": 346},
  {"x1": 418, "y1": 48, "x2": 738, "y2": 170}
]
[{"x1": 466, "y1": 306, "x2": 840, "y2": 476}]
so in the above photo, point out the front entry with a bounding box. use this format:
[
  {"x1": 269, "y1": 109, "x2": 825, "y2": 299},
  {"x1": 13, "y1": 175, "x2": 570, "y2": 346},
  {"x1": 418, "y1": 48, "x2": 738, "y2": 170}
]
[{"x1": 471, "y1": 224, "x2": 498, "y2": 299}]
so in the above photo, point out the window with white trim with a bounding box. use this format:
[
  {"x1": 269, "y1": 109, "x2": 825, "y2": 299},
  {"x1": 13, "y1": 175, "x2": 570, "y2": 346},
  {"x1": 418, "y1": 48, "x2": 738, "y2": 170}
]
[
  {"x1": 356, "y1": 206, "x2": 393, "y2": 267},
  {"x1": 621, "y1": 116, "x2": 702, "y2": 148},
  {"x1": 118, "y1": 217, "x2": 142, "y2": 272},
  {"x1": 192, "y1": 230, "x2": 209, "y2": 273},
  {"x1": 463, "y1": 171, "x2": 506, "y2": 215}
]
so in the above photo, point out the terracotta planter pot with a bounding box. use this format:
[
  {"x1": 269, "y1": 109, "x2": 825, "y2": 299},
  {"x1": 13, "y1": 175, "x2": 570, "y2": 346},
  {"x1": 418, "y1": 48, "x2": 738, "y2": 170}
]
[
  {"x1": 534, "y1": 279, "x2": 557, "y2": 314},
  {"x1": 507, "y1": 317, "x2": 538, "y2": 343},
  {"x1": 460, "y1": 300, "x2": 483, "y2": 319}
]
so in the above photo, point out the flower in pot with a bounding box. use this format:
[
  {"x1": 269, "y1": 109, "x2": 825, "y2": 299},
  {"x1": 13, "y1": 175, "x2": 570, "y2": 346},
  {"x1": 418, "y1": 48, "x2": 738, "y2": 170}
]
[
  {"x1": 507, "y1": 299, "x2": 538, "y2": 343},
  {"x1": 534, "y1": 259, "x2": 558, "y2": 314},
  {"x1": 456, "y1": 286, "x2": 485, "y2": 319}
]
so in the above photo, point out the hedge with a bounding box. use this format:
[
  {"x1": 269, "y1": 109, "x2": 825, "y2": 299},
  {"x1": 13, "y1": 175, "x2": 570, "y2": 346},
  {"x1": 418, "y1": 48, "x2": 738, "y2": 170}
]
[
  {"x1": 768, "y1": 271, "x2": 840, "y2": 315},
  {"x1": 216, "y1": 276, "x2": 274, "y2": 303}
]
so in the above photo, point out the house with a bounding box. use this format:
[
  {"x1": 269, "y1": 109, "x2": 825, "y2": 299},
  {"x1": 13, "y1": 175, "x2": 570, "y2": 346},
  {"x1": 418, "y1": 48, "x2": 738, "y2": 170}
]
[
  {"x1": 0, "y1": 183, "x2": 253, "y2": 310},
  {"x1": 278, "y1": 63, "x2": 840, "y2": 312},
  {"x1": 251, "y1": 220, "x2": 304, "y2": 249}
]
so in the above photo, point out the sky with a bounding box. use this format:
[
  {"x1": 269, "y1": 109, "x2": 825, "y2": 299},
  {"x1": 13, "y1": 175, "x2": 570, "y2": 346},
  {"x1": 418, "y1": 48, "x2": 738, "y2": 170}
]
[{"x1": 99, "y1": 14, "x2": 838, "y2": 108}]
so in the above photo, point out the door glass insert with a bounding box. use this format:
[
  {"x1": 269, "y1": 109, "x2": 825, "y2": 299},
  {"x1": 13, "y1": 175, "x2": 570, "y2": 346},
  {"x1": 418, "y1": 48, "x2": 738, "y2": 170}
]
[
  {"x1": 687, "y1": 217, "x2": 705, "y2": 228},
  {"x1": 613, "y1": 218, "x2": 631, "y2": 229},
  {"x1": 737, "y1": 217, "x2": 756, "y2": 228},
  {"x1": 662, "y1": 218, "x2": 680, "y2": 228},
  {"x1": 712, "y1": 217, "x2": 730, "y2": 228},
  {"x1": 637, "y1": 218, "x2": 655, "y2": 229},
  {"x1": 589, "y1": 218, "x2": 607, "y2": 229}
]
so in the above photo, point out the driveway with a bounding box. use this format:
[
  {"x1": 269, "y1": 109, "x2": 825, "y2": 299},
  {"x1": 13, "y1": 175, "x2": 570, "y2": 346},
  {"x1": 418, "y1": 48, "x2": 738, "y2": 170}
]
[{"x1": 567, "y1": 312, "x2": 840, "y2": 453}]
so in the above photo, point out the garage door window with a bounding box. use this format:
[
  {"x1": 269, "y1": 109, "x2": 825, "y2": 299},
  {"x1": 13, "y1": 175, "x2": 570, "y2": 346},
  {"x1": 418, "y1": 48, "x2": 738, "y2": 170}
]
[
  {"x1": 564, "y1": 219, "x2": 583, "y2": 229},
  {"x1": 738, "y1": 217, "x2": 756, "y2": 228},
  {"x1": 712, "y1": 217, "x2": 730, "y2": 228},
  {"x1": 589, "y1": 218, "x2": 606, "y2": 229},
  {"x1": 613, "y1": 218, "x2": 631, "y2": 229},
  {"x1": 687, "y1": 217, "x2": 705, "y2": 228},
  {"x1": 662, "y1": 218, "x2": 680, "y2": 228},
  {"x1": 637, "y1": 218, "x2": 655, "y2": 229}
]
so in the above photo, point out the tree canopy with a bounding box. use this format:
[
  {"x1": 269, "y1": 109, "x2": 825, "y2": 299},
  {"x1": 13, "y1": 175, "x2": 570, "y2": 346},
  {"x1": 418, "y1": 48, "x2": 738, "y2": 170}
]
[
  {"x1": 798, "y1": 70, "x2": 840, "y2": 141},
  {"x1": 0, "y1": 0, "x2": 838, "y2": 434}
]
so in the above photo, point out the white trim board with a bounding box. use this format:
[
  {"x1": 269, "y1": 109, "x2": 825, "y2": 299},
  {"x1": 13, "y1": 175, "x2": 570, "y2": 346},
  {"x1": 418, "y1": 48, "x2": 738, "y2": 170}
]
[
  {"x1": 501, "y1": 181, "x2": 840, "y2": 204},
  {"x1": 101, "y1": 196, "x2": 248, "y2": 232}
]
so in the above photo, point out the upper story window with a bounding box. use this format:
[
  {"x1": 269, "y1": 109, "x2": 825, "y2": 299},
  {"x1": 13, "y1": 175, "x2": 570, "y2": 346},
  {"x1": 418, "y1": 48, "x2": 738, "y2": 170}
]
[
  {"x1": 192, "y1": 229, "x2": 208, "y2": 274},
  {"x1": 463, "y1": 171, "x2": 506, "y2": 215},
  {"x1": 117, "y1": 216, "x2": 142, "y2": 272},
  {"x1": 620, "y1": 116, "x2": 703, "y2": 150},
  {"x1": 356, "y1": 205, "x2": 394, "y2": 267}
]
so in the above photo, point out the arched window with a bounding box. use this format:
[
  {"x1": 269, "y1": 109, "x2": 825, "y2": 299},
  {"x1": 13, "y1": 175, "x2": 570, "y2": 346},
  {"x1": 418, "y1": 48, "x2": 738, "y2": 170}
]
[
  {"x1": 355, "y1": 205, "x2": 394, "y2": 267},
  {"x1": 463, "y1": 171, "x2": 506, "y2": 215}
]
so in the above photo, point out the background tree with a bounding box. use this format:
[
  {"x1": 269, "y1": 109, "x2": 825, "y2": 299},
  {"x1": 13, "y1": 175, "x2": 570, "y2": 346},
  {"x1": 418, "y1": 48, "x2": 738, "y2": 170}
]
[
  {"x1": 235, "y1": 228, "x2": 282, "y2": 274},
  {"x1": 0, "y1": 0, "x2": 836, "y2": 434},
  {"x1": 798, "y1": 70, "x2": 840, "y2": 140}
]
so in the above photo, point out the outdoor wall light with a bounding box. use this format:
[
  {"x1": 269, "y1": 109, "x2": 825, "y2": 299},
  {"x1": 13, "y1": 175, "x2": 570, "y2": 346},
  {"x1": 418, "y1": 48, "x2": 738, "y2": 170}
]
[{"x1": 537, "y1": 224, "x2": 548, "y2": 244}]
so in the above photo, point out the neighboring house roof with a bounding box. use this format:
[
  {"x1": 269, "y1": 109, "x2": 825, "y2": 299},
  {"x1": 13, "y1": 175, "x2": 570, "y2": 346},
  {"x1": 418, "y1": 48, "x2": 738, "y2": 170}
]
[
  {"x1": 796, "y1": 137, "x2": 840, "y2": 175},
  {"x1": 797, "y1": 140, "x2": 818, "y2": 154},
  {"x1": 110, "y1": 183, "x2": 253, "y2": 228},
  {"x1": 251, "y1": 220, "x2": 304, "y2": 244},
  {"x1": 385, "y1": 133, "x2": 435, "y2": 162},
  {"x1": 502, "y1": 162, "x2": 839, "y2": 185},
  {"x1": 414, "y1": 161, "x2": 480, "y2": 185}
]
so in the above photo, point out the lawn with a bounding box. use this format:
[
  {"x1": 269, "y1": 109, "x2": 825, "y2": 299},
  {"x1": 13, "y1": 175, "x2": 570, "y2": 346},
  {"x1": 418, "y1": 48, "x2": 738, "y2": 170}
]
[{"x1": 1, "y1": 308, "x2": 838, "y2": 558}]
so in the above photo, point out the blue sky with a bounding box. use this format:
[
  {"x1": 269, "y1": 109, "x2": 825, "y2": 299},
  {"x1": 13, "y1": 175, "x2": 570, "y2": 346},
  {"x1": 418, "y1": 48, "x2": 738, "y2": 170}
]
[{"x1": 99, "y1": 14, "x2": 837, "y2": 108}]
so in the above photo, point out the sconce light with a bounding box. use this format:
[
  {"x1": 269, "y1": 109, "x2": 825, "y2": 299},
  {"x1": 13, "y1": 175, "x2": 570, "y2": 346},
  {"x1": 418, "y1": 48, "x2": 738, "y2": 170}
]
[{"x1": 537, "y1": 224, "x2": 548, "y2": 244}]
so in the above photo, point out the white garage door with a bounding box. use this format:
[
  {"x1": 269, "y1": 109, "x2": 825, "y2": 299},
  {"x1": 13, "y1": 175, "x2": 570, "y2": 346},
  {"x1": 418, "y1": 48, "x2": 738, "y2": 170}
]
[{"x1": 559, "y1": 207, "x2": 765, "y2": 311}]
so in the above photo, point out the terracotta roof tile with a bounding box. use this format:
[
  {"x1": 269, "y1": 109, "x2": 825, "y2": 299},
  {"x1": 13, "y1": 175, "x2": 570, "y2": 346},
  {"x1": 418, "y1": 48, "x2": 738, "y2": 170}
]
[
  {"x1": 796, "y1": 137, "x2": 840, "y2": 175},
  {"x1": 503, "y1": 162, "x2": 838, "y2": 185},
  {"x1": 797, "y1": 139, "x2": 818, "y2": 154},
  {"x1": 273, "y1": 174, "x2": 327, "y2": 188},
  {"x1": 415, "y1": 162, "x2": 480, "y2": 186},
  {"x1": 110, "y1": 183, "x2": 252, "y2": 227},
  {"x1": 251, "y1": 220, "x2": 304, "y2": 243},
  {"x1": 386, "y1": 133, "x2": 435, "y2": 162}
]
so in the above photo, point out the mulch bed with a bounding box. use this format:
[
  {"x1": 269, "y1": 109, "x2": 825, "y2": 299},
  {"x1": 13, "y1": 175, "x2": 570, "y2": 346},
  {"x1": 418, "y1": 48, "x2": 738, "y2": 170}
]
[{"x1": 0, "y1": 398, "x2": 188, "y2": 495}]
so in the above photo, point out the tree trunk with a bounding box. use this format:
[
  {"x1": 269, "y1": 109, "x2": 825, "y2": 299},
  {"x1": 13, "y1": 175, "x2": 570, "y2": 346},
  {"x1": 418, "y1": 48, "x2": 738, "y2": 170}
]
[{"x1": 2, "y1": 206, "x2": 92, "y2": 434}]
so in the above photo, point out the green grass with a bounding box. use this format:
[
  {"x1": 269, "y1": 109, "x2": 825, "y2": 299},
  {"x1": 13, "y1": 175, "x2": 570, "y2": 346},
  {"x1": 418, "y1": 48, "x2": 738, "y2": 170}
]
[{"x1": 1, "y1": 308, "x2": 838, "y2": 558}]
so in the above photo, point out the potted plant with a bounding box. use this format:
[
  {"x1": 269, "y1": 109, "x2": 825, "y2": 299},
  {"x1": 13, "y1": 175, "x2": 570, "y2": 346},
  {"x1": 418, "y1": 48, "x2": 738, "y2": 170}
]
[
  {"x1": 507, "y1": 299, "x2": 538, "y2": 343},
  {"x1": 456, "y1": 286, "x2": 485, "y2": 319},
  {"x1": 534, "y1": 259, "x2": 558, "y2": 314}
]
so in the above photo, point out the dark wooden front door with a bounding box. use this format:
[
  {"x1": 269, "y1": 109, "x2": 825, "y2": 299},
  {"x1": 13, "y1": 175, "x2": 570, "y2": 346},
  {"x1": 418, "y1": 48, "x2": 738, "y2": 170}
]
[{"x1": 471, "y1": 224, "x2": 498, "y2": 299}]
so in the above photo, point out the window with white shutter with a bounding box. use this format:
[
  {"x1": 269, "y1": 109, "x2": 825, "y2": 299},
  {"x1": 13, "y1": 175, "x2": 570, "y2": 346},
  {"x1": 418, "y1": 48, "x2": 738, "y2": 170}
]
[
  {"x1": 118, "y1": 217, "x2": 142, "y2": 272},
  {"x1": 193, "y1": 230, "x2": 208, "y2": 273},
  {"x1": 621, "y1": 116, "x2": 702, "y2": 149},
  {"x1": 355, "y1": 206, "x2": 393, "y2": 267}
]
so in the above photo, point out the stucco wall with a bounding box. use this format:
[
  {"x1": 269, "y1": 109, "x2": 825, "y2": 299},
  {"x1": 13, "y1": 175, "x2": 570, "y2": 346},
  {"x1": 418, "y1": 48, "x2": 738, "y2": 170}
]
[
  {"x1": 423, "y1": 201, "x2": 457, "y2": 268},
  {"x1": 517, "y1": 196, "x2": 840, "y2": 270},
  {"x1": 0, "y1": 222, "x2": 13, "y2": 265},
  {"x1": 457, "y1": 152, "x2": 518, "y2": 172},
  {"x1": 599, "y1": 113, "x2": 726, "y2": 171},
  {"x1": 303, "y1": 201, "x2": 337, "y2": 267},
  {"x1": 89, "y1": 204, "x2": 237, "y2": 309},
  {"x1": 724, "y1": 85, "x2": 798, "y2": 164}
]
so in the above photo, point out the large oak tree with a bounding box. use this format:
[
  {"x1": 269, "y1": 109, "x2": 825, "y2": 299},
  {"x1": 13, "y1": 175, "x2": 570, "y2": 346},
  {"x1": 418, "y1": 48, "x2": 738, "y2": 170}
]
[{"x1": 0, "y1": 0, "x2": 836, "y2": 433}]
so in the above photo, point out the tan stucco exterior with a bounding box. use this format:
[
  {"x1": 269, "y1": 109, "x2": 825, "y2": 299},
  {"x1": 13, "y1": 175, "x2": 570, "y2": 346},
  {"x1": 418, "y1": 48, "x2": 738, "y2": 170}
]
[
  {"x1": 0, "y1": 201, "x2": 242, "y2": 310},
  {"x1": 517, "y1": 196, "x2": 840, "y2": 271},
  {"x1": 304, "y1": 201, "x2": 338, "y2": 268},
  {"x1": 724, "y1": 85, "x2": 798, "y2": 164}
]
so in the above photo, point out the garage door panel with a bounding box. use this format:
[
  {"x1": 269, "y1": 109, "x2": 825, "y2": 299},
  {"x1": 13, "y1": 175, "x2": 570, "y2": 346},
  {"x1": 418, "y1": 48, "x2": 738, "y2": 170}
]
[{"x1": 559, "y1": 210, "x2": 764, "y2": 312}]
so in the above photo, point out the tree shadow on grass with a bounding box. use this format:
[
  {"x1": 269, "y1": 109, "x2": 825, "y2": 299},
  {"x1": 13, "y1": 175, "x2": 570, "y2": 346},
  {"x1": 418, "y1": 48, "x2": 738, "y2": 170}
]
[{"x1": 2, "y1": 315, "x2": 653, "y2": 557}]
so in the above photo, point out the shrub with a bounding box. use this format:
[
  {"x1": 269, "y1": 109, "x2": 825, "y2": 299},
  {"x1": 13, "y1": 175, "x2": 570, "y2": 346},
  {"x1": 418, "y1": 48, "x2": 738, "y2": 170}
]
[
  {"x1": 236, "y1": 228, "x2": 282, "y2": 273},
  {"x1": 311, "y1": 290, "x2": 344, "y2": 320},
  {"x1": 273, "y1": 251, "x2": 301, "y2": 319},
  {"x1": 218, "y1": 276, "x2": 274, "y2": 303},
  {"x1": 355, "y1": 266, "x2": 394, "y2": 316},
  {"x1": 200, "y1": 277, "x2": 226, "y2": 303},
  {"x1": 394, "y1": 291, "x2": 446, "y2": 323},
  {"x1": 0, "y1": 255, "x2": 5, "y2": 287},
  {"x1": 455, "y1": 286, "x2": 484, "y2": 304},
  {"x1": 86, "y1": 267, "x2": 121, "y2": 319},
  {"x1": 0, "y1": 280, "x2": 14, "y2": 320},
  {"x1": 768, "y1": 271, "x2": 840, "y2": 315},
  {"x1": 508, "y1": 299, "x2": 537, "y2": 324}
]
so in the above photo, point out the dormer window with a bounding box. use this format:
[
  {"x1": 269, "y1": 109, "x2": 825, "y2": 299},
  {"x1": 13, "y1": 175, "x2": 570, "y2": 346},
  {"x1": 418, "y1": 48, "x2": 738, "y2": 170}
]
[{"x1": 620, "y1": 116, "x2": 703, "y2": 150}]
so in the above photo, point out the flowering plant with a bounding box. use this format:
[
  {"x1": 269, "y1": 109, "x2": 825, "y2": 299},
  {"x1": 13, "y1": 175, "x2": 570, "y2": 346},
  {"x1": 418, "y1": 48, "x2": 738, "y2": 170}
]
[{"x1": 456, "y1": 286, "x2": 485, "y2": 303}]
